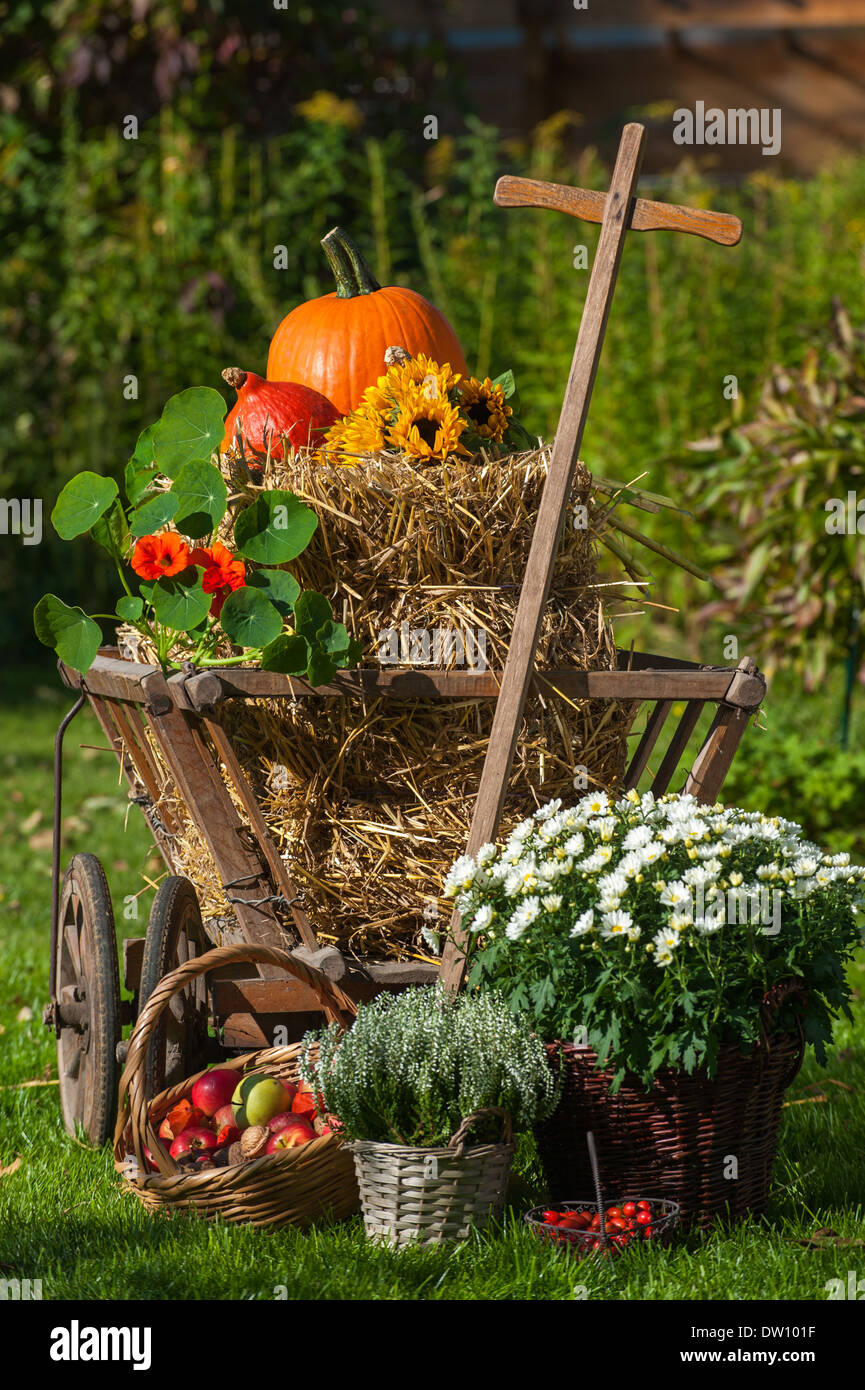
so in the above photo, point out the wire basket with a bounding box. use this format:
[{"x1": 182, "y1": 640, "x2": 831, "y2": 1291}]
[
  {"x1": 349, "y1": 1107, "x2": 514, "y2": 1247},
  {"x1": 525, "y1": 1197, "x2": 680, "y2": 1256}
]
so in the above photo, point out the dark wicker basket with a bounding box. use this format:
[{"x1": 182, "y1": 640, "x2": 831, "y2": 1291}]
[{"x1": 535, "y1": 983, "x2": 806, "y2": 1229}]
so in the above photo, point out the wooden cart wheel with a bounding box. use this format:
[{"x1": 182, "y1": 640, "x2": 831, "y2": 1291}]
[
  {"x1": 139, "y1": 876, "x2": 210, "y2": 1098},
  {"x1": 55, "y1": 853, "x2": 121, "y2": 1146}
]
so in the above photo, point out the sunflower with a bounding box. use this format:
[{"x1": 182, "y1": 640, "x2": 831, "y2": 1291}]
[
  {"x1": 324, "y1": 406, "x2": 388, "y2": 461},
  {"x1": 459, "y1": 376, "x2": 512, "y2": 441},
  {"x1": 365, "y1": 354, "x2": 462, "y2": 416},
  {"x1": 387, "y1": 387, "x2": 469, "y2": 462}
]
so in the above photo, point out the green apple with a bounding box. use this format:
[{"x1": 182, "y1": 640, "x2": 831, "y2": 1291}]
[{"x1": 232, "y1": 1074, "x2": 293, "y2": 1129}]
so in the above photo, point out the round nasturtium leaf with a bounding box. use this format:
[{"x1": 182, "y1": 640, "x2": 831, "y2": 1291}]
[
  {"x1": 315, "y1": 619, "x2": 351, "y2": 655},
  {"x1": 116, "y1": 595, "x2": 144, "y2": 622},
  {"x1": 306, "y1": 645, "x2": 338, "y2": 687},
  {"x1": 293, "y1": 590, "x2": 332, "y2": 640},
  {"x1": 149, "y1": 571, "x2": 211, "y2": 631},
  {"x1": 219, "y1": 587, "x2": 283, "y2": 648},
  {"x1": 260, "y1": 633, "x2": 309, "y2": 675},
  {"x1": 151, "y1": 387, "x2": 227, "y2": 479},
  {"x1": 233, "y1": 490, "x2": 318, "y2": 565},
  {"x1": 129, "y1": 492, "x2": 178, "y2": 538},
  {"x1": 52, "y1": 472, "x2": 119, "y2": 540},
  {"x1": 246, "y1": 568, "x2": 301, "y2": 616},
  {"x1": 171, "y1": 460, "x2": 227, "y2": 539},
  {"x1": 33, "y1": 595, "x2": 102, "y2": 674},
  {"x1": 91, "y1": 499, "x2": 130, "y2": 556}
]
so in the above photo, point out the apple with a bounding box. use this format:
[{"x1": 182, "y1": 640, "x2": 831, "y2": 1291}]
[
  {"x1": 169, "y1": 1125, "x2": 218, "y2": 1160},
  {"x1": 192, "y1": 1067, "x2": 240, "y2": 1118},
  {"x1": 212, "y1": 1104, "x2": 235, "y2": 1131},
  {"x1": 232, "y1": 1074, "x2": 292, "y2": 1129},
  {"x1": 267, "y1": 1111, "x2": 301, "y2": 1135},
  {"x1": 265, "y1": 1116, "x2": 315, "y2": 1152},
  {"x1": 279, "y1": 1079, "x2": 297, "y2": 1105}
]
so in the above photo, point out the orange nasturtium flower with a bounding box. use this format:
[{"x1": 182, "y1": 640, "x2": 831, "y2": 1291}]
[
  {"x1": 189, "y1": 541, "x2": 246, "y2": 617},
  {"x1": 131, "y1": 531, "x2": 191, "y2": 580}
]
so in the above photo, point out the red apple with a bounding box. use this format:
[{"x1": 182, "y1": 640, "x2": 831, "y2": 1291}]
[
  {"x1": 279, "y1": 1079, "x2": 297, "y2": 1105},
  {"x1": 192, "y1": 1067, "x2": 240, "y2": 1118},
  {"x1": 169, "y1": 1125, "x2": 219, "y2": 1160},
  {"x1": 212, "y1": 1104, "x2": 235, "y2": 1131},
  {"x1": 265, "y1": 1116, "x2": 315, "y2": 1152},
  {"x1": 267, "y1": 1111, "x2": 301, "y2": 1135}
]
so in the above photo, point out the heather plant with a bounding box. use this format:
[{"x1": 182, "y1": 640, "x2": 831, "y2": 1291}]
[
  {"x1": 300, "y1": 985, "x2": 557, "y2": 1147},
  {"x1": 449, "y1": 790, "x2": 865, "y2": 1091}
]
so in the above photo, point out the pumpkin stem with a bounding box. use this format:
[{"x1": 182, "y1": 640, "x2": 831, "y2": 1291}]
[
  {"x1": 222, "y1": 367, "x2": 248, "y2": 392},
  {"x1": 321, "y1": 226, "x2": 381, "y2": 298}
]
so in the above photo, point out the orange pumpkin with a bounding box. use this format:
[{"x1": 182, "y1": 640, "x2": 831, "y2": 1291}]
[{"x1": 266, "y1": 226, "x2": 468, "y2": 417}]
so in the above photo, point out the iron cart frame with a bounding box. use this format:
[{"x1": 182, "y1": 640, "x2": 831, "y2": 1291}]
[{"x1": 46, "y1": 647, "x2": 765, "y2": 1145}]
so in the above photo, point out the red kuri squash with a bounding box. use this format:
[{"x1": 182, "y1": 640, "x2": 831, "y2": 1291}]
[{"x1": 221, "y1": 368, "x2": 338, "y2": 460}]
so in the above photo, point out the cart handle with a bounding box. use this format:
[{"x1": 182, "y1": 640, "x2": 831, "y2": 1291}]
[{"x1": 114, "y1": 941, "x2": 357, "y2": 1178}]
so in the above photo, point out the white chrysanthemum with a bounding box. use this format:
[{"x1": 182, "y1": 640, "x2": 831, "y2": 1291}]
[
  {"x1": 756, "y1": 863, "x2": 780, "y2": 880},
  {"x1": 534, "y1": 798, "x2": 562, "y2": 821},
  {"x1": 470, "y1": 904, "x2": 494, "y2": 933},
  {"x1": 589, "y1": 816, "x2": 617, "y2": 842},
  {"x1": 582, "y1": 791, "x2": 610, "y2": 816},
  {"x1": 476, "y1": 842, "x2": 497, "y2": 867},
  {"x1": 618, "y1": 850, "x2": 645, "y2": 879},
  {"x1": 578, "y1": 847, "x2": 613, "y2": 872},
  {"x1": 623, "y1": 824, "x2": 653, "y2": 850},
  {"x1": 505, "y1": 896, "x2": 541, "y2": 940},
  {"x1": 600, "y1": 910, "x2": 633, "y2": 939},
  {"x1": 695, "y1": 912, "x2": 724, "y2": 935},
  {"x1": 640, "y1": 841, "x2": 667, "y2": 865},
  {"x1": 659, "y1": 880, "x2": 692, "y2": 909},
  {"x1": 570, "y1": 909, "x2": 595, "y2": 937},
  {"x1": 489, "y1": 861, "x2": 510, "y2": 883},
  {"x1": 653, "y1": 925, "x2": 680, "y2": 952},
  {"x1": 669, "y1": 911, "x2": 693, "y2": 932},
  {"x1": 444, "y1": 854, "x2": 477, "y2": 898},
  {"x1": 831, "y1": 852, "x2": 851, "y2": 867},
  {"x1": 541, "y1": 893, "x2": 563, "y2": 912},
  {"x1": 683, "y1": 865, "x2": 714, "y2": 886},
  {"x1": 504, "y1": 868, "x2": 526, "y2": 898},
  {"x1": 793, "y1": 857, "x2": 818, "y2": 877},
  {"x1": 598, "y1": 870, "x2": 628, "y2": 896},
  {"x1": 563, "y1": 833, "x2": 585, "y2": 857},
  {"x1": 655, "y1": 945, "x2": 674, "y2": 967}
]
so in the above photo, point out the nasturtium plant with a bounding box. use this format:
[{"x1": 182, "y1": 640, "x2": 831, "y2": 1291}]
[{"x1": 34, "y1": 386, "x2": 362, "y2": 684}]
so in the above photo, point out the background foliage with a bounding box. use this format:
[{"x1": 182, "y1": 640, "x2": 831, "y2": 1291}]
[{"x1": 3, "y1": 79, "x2": 865, "y2": 657}]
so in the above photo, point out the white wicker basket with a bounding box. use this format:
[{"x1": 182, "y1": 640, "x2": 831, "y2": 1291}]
[{"x1": 349, "y1": 1107, "x2": 514, "y2": 1246}]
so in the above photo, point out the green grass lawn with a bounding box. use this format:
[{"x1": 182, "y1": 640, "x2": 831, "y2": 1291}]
[{"x1": 2, "y1": 664, "x2": 864, "y2": 1301}]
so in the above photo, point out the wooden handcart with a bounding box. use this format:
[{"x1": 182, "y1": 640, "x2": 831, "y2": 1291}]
[{"x1": 43, "y1": 121, "x2": 764, "y2": 1146}]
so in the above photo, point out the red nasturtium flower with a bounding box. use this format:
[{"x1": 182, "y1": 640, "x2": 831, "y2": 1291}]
[
  {"x1": 131, "y1": 531, "x2": 191, "y2": 580},
  {"x1": 189, "y1": 541, "x2": 246, "y2": 617}
]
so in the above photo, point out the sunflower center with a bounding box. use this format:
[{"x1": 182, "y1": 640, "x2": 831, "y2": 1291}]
[
  {"x1": 414, "y1": 417, "x2": 439, "y2": 446},
  {"x1": 468, "y1": 402, "x2": 492, "y2": 426}
]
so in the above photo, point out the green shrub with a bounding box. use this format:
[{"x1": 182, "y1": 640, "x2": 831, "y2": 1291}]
[{"x1": 300, "y1": 985, "x2": 557, "y2": 1147}]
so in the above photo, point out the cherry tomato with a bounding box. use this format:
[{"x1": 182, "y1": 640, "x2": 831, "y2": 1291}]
[
  {"x1": 590, "y1": 1213, "x2": 601, "y2": 1230},
  {"x1": 608, "y1": 1217, "x2": 628, "y2": 1232},
  {"x1": 622, "y1": 1201, "x2": 637, "y2": 1218},
  {"x1": 636, "y1": 1200, "x2": 652, "y2": 1212},
  {"x1": 605, "y1": 1206, "x2": 624, "y2": 1220},
  {"x1": 636, "y1": 1210, "x2": 652, "y2": 1226},
  {"x1": 612, "y1": 1233, "x2": 630, "y2": 1249},
  {"x1": 643, "y1": 1226, "x2": 654, "y2": 1240},
  {"x1": 542, "y1": 1210, "x2": 562, "y2": 1225}
]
